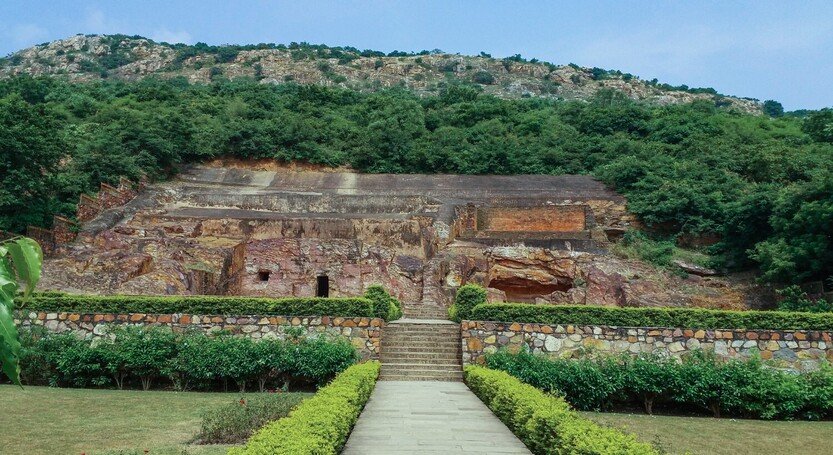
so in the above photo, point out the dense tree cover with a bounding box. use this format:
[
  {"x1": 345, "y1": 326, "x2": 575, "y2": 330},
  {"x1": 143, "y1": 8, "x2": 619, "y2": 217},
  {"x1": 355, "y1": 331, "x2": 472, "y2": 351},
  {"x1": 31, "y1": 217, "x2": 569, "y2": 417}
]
[{"x1": 0, "y1": 75, "x2": 830, "y2": 284}]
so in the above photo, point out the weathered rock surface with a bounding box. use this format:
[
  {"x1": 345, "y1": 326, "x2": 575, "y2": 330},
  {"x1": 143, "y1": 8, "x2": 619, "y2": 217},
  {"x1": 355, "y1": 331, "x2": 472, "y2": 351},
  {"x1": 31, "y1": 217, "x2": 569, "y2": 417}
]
[
  {"x1": 1, "y1": 35, "x2": 762, "y2": 114},
  {"x1": 40, "y1": 162, "x2": 766, "y2": 312},
  {"x1": 673, "y1": 259, "x2": 718, "y2": 276}
]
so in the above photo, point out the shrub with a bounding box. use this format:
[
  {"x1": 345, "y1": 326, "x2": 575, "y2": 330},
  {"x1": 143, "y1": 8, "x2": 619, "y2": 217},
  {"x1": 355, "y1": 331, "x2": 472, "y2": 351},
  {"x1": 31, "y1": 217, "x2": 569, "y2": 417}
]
[
  {"x1": 464, "y1": 365, "x2": 657, "y2": 455},
  {"x1": 162, "y1": 332, "x2": 218, "y2": 391},
  {"x1": 213, "y1": 335, "x2": 261, "y2": 392},
  {"x1": 54, "y1": 335, "x2": 110, "y2": 388},
  {"x1": 106, "y1": 326, "x2": 177, "y2": 390},
  {"x1": 363, "y1": 285, "x2": 402, "y2": 321},
  {"x1": 612, "y1": 230, "x2": 675, "y2": 268},
  {"x1": 293, "y1": 337, "x2": 360, "y2": 386},
  {"x1": 15, "y1": 328, "x2": 359, "y2": 392},
  {"x1": 486, "y1": 350, "x2": 624, "y2": 411},
  {"x1": 197, "y1": 393, "x2": 307, "y2": 444},
  {"x1": 777, "y1": 285, "x2": 833, "y2": 313},
  {"x1": 230, "y1": 361, "x2": 380, "y2": 455},
  {"x1": 469, "y1": 303, "x2": 833, "y2": 330},
  {"x1": 451, "y1": 284, "x2": 487, "y2": 322},
  {"x1": 27, "y1": 295, "x2": 375, "y2": 318},
  {"x1": 486, "y1": 350, "x2": 833, "y2": 420},
  {"x1": 472, "y1": 70, "x2": 495, "y2": 85}
]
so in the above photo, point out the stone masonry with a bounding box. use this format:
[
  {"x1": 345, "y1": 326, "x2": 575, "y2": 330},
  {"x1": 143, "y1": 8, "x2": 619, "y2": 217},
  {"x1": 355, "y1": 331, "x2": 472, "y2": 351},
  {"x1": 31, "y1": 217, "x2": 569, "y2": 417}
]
[
  {"x1": 461, "y1": 320, "x2": 833, "y2": 373},
  {"x1": 16, "y1": 311, "x2": 383, "y2": 360}
]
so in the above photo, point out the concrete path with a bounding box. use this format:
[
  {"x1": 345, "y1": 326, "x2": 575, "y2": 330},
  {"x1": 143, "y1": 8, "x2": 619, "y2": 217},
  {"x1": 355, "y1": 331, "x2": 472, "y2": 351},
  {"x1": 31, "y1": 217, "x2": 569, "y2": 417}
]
[{"x1": 342, "y1": 381, "x2": 531, "y2": 454}]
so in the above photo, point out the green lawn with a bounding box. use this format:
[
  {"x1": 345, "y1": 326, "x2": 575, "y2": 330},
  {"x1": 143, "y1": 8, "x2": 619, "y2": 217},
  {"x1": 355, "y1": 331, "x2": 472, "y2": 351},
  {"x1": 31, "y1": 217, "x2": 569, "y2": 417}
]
[
  {"x1": 0, "y1": 385, "x2": 306, "y2": 455},
  {"x1": 582, "y1": 411, "x2": 833, "y2": 455}
]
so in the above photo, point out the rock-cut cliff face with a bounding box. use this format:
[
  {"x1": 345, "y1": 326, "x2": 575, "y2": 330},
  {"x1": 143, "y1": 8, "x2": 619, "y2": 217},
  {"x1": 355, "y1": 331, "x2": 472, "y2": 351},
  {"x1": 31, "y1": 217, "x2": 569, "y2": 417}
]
[
  {"x1": 0, "y1": 34, "x2": 762, "y2": 114},
  {"x1": 40, "y1": 163, "x2": 759, "y2": 311}
]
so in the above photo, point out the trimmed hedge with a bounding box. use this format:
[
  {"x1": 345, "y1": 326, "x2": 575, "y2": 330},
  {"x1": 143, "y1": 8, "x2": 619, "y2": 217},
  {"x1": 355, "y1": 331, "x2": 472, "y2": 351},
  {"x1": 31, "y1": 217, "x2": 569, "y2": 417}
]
[
  {"x1": 26, "y1": 294, "x2": 375, "y2": 318},
  {"x1": 464, "y1": 365, "x2": 657, "y2": 455},
  {"x1": 486, "y1": 350, "x2": 833, "y2": 420},
  {"x1": 470, "y1": 303, "x2": 833, "y2": 331},
  {"x1": 229, "y1": 361, "x2": 380, "y2": 455}
]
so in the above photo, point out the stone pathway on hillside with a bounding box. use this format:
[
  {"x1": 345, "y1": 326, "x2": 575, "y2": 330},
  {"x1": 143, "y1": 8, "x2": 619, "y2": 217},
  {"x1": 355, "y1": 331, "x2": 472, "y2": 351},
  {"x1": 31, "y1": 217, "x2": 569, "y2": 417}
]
[{"x1": 342, "y1": 381, "x2": 531, "y2": 454}]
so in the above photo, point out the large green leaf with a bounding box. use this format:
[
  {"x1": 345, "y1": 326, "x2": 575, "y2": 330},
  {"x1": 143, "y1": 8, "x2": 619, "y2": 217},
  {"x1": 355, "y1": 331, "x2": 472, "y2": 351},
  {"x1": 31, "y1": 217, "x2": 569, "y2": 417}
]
[
  {"x1": 0, "y1": 249, "x2": 17, "y2": 303},
  {"x1": 6, "y1": 238, "x2": 42, "y2": 297},
  {"x1": 0, "y1": 300, "x2": 21, "y2": 385},
  {"x1": 0, "y1": 238, "x2": 42, "y2": 386}
]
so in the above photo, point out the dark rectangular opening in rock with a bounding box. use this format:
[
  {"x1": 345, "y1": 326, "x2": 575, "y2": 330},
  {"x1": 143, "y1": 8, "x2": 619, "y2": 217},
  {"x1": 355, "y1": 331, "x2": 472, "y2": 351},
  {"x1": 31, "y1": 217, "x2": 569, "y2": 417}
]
[
  {"x1": 257, "y1": 270, "x2": 271, "y2": 282},
  {"x1": 317, "y1": 275, "x2": 329, "y2": 297}
]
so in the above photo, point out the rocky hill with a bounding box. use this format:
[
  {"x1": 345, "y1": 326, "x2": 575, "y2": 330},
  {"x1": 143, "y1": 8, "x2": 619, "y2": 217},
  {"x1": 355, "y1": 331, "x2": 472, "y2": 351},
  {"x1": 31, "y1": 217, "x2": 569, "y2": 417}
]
[{"x1": 0, "y1": 34, "x2": 762, "y2": 113}]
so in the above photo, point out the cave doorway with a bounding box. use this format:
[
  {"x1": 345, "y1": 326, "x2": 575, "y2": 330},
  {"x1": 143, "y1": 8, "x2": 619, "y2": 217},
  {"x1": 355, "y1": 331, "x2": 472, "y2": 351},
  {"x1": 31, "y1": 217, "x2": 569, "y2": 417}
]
[{"x1": 316, "y1": 275, "x2": 329, "y2": 298}]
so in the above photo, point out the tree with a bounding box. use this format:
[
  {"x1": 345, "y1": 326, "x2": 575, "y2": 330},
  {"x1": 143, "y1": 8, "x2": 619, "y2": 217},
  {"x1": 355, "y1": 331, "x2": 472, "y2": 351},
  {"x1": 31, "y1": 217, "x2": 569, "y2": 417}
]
[
  {"x1": 0, "y1": 94, "x2": 65, "y2": 231},
  {"x1": 803, "y1": 109, "x2": 833, "y2": 143},
  {"x1": 0, "y1": 237, "x2": 42, "y2": 385},
  {"x1": 750, "y1": 172, "x2": 833, "y2": 283},
  {"x1": 762, "y1": 100, "x2": 784, "y2": 118}
]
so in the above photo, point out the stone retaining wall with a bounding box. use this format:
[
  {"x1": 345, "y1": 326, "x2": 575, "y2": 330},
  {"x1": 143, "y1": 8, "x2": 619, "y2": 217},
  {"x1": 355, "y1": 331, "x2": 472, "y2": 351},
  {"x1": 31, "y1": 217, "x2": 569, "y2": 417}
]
[
  {"x1": 461, "y1": 320, "x2": 833, "y2": 372},
  {"x1": 16, "y1": 311, "x2": 382, "y2": 360}
]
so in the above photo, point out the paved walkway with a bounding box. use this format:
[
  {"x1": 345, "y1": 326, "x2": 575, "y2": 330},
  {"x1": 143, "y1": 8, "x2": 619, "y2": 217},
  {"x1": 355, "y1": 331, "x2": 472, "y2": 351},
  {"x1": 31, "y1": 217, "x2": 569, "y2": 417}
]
[{"x1": 342, "y1": 381, "x2": 531, "y2": 454}]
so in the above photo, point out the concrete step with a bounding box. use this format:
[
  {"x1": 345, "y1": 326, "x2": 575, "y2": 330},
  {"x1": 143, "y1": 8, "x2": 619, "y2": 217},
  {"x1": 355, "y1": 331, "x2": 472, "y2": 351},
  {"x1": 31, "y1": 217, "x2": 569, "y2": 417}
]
[
  {"x1": 382, "y1": 332, "x2": 460, "y2": 343},
  {"x1": 402, "y1": 306, "x2": 449, "y2": 317},
  {"x1": 380, "y1": 356, "x2": 461, "y2": 365},
  {"x1": 403, "y1": 308, "x2": 448, "y2": 314},
  {"x1": 381, "y1": 357, "x2": 460, "y2": 365},
  {"x1": 378, "y1": 372, "x2": 464, "y2": 381},
  {"x1": 403, "y1": 311, "x2": 449, "y2": 318},
  {"x1": 384, "y1": 323, "x2": 457, "y2": 329},
  {"x1": 382, "y1": 342, "x2": 460, "y2": 350},
  {"x1": 381, "y1": 362, "x2": 462, "y2": 372},
  {"x1": 381, "y1": 350, "x2": 460, "y2": 358},
  {"x1": 382, "y1": 345, "x2": 460, "y2": 355},
  {"x1": 382, "y1": 326, "x2": 460, "y2": 336},
  {"x1": 383, "y1": 331, "x2": 460, "y2": 338}
]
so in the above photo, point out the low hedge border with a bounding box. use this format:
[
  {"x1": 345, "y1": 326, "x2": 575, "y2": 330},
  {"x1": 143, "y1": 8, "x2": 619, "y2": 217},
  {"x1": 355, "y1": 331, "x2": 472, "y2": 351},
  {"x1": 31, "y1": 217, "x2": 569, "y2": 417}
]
[
  {"x1": 464, "y1": 365, "x2": 657, "y2": 455},
  {"x1": 470, "y1": 303, "x2": 833, "y2": 331},
  {"x1": 230, "y1": 361, "x2": 380, "y2": 455},
  {"x1": 26, "y1": 295, "x2": 375, "y2": 318}
]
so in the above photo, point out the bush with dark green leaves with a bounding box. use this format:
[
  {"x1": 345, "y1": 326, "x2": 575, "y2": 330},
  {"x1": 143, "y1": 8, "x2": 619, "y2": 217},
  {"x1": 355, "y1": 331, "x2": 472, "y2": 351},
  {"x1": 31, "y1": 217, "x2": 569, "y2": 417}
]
[
  {"x1": 197, "y1": 393, "x2": 308, "y2": 444},
  {"x1": 485, "y1": 350, "x2": 833, "y2": 420},
  {"x1": 469, "y1": 302, "x2": 833, "y2": 330},
  {"x1": 472, "y1": 70, "x2": 495, "y2": 85},
  {"x1": 13, "y1": 327, "x2": 359, "y2": 392},
  {"x1": 230, "y1": 361, "x2": 380, "y2": 455},
  {"x1": 363, "y1": 285, "x2": 402, "y2": 321},
  {"x1": 464, "y1": 365, "x2": 657, "y2": 454},
  {"x1": 777, "y1": 285, "x2": 833, "y2": 313},
  {"x1": 27, "y1": 294, "x2": 375, "y2": 317},
  {"x1": 449, "y1": 283, "x2": 488, "y2": 322}
]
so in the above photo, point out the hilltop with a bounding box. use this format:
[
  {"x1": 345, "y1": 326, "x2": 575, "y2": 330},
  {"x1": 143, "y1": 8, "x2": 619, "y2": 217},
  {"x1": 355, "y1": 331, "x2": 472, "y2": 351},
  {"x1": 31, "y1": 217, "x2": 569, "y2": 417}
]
[{"x1": 0, "y1": 34, "x2": 762, "y2": 114}]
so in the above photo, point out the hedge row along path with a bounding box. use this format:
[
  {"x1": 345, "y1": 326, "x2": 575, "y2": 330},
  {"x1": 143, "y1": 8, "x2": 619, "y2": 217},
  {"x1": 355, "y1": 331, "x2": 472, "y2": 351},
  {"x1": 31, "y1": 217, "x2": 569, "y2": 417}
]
[{"x1": 342, "y1": 381, "x2": 531, "y2": 454}]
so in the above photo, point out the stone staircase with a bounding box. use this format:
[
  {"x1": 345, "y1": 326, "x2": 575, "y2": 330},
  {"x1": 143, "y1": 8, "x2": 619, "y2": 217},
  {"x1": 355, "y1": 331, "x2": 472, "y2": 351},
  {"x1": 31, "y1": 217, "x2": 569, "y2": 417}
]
[
  {"x1": 401, "y1": 301, "x2": 449, "y2": 320},
  {"x1": 379, "y1": 318, "x2": 463, "y2": 381}
]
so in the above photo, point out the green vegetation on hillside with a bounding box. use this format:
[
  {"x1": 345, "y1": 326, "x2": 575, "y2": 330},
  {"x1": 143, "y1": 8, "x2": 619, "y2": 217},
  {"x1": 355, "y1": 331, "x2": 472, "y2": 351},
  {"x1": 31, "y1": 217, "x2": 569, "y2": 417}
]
[{"x1": 1, "y1": 75, "x2": 831, "y2": 284}]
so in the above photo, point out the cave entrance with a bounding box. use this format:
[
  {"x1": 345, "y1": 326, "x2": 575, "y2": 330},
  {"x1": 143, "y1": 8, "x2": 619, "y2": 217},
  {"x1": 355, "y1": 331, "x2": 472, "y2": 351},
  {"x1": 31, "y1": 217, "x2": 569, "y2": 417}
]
[
  {"x1": 316, "y1": 275, "x2": 329, "y2": 298},
  {"x1": 488, "y1": 276, "x2": 573, "y2": 303}
]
